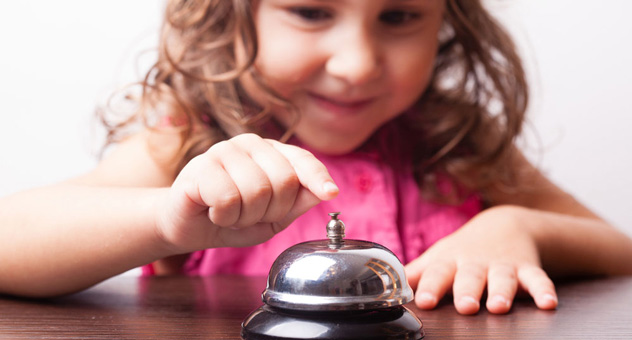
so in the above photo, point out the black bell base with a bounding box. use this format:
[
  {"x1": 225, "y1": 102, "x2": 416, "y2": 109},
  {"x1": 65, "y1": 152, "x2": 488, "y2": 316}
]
[{"x1": 241, "y1": 305, "x2": 424, "y2": 340}]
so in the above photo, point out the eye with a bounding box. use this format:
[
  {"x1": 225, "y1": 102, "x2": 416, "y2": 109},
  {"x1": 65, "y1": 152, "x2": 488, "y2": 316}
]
[
  {"x1": 289, "y1": 7, "x2": 332, "y2": 21},
  {"x1": 379, "y1": 10, "x2": 421, "y2": 26}
]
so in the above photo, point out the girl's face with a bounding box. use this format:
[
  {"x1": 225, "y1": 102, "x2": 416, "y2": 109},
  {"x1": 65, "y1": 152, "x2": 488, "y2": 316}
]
[{"x1": 243, "y1": 0, "x2": 445, "y2": 154}]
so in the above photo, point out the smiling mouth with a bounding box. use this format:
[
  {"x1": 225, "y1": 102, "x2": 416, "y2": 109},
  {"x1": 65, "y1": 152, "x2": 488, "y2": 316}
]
[{"x1": 308, "y1": 93, "x2": 375, "y2": 114}]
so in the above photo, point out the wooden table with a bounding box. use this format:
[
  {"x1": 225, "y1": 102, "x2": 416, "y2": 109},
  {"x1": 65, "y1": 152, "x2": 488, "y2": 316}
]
[{"x1": 1, "y1": 275, "x2": 631, "y2": 339}]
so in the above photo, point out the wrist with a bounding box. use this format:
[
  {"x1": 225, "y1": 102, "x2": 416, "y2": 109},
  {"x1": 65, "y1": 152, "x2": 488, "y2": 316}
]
[
  {"x1": 473, "y1": 204, "x2": 544, "y2": 260},
  {"x1": 475, "y1": 204, "x2": 536, "y2": 232},
  {"x1": 149, "y1": 187, "x2": 184, "y2": 257}
]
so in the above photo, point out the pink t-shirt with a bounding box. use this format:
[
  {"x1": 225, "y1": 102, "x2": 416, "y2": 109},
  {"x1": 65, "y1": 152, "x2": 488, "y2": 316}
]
[{"x1": 142, "y1": 131, "x2": 481, "y2": 276}]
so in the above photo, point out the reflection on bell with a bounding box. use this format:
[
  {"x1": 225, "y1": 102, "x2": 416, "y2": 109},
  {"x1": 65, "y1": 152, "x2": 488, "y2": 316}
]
[{"x1": 241, "y1": 212, "x2": 424, "y2": 339}]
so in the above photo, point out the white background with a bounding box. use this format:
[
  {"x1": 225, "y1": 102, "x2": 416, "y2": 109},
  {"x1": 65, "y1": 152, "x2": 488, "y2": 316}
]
[{"x1": 1, "y1": 1, "x2": 631, "y2": 236}]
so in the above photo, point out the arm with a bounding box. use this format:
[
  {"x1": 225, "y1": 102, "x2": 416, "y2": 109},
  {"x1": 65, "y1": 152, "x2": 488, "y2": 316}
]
[
  {"x1": 0, "y1": 184, "x2": 171, "y2": 297},
  {"x1": 482, "y1": 151, "x2": 632, "y2": 277},
  {"x1": 405, "y1": 149, "x2": 632, "y2": 315},
  {"x1": 0, "y1": 132, "x2": 182, "y2": 297},
  {"x1": 0, "y1": 132, "x2": 338, "y2": 297}
]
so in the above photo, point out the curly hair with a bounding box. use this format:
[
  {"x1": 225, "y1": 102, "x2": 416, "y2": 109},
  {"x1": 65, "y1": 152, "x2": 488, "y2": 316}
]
[
  {"x1": 100, "y1": 0, "x2": 528, "y2": 201},
  {"x1": 407, "y1": 0, "x2": 528, "y2": 200}
]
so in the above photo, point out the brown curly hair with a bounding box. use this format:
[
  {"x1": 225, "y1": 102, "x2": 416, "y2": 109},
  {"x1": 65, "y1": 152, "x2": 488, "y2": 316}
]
[{"x1": 100, "y1": 0, "x2": 528, "y2": 202}]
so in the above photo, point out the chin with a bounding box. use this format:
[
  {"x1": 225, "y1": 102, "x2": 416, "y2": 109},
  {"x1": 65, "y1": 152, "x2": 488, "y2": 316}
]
[
  {"x1": 314, "y1": 145, "x2": 359, "y2": 156},
  {"x1": 295, "y1": 135, "x2": 368, "y2": 156}
]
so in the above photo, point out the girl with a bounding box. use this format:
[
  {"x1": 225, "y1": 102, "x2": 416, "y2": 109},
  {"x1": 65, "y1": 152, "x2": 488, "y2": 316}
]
[{"x1": 1, "y1": 0, "x2": 631, "y2": 317}]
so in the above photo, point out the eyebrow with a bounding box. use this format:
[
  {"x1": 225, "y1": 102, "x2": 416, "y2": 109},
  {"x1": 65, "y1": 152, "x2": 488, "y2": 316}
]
[
  {"x1": 308, "y1": 0, "x2": 431, "y2": 5},
  {"x1": 311, "y1": 0, "x2": 426, "y2": 2}
]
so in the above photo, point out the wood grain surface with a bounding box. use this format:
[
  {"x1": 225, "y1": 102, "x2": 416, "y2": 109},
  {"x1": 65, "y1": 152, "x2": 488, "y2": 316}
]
[{"x1": 1, "y1": 275, "x2": 631, "y2": 339}]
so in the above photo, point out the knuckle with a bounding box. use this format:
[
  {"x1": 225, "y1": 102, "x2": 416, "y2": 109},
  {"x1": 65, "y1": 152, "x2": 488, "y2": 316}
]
[
  {"x1": 213, "y1": 191, "x2": 242, "y2": 210},
  {"x1": 294, "y1": 149, "x2": 318, "y2": 164},
  {"x1": 184, "y1": 153, "x2": 206, "y2": 172},
  {"x1": 208, "y1": 139, "x2": 231, "y2": 154},
  {"x1": 425, "y1": 262, "x2": 455, "y2": 278},
  {"x1": 489, "y1": 263, "x2": 517, "y2": 280},
  {"x1": 283, "y1": 143, "x2": 316, "y2": 161},
  {"x1": 249, "y1": 181, "x2": 273, "y2": 202},
  {"x1": 457, "y1": 263, "x2": 488, "y2": 281},
  {"x1": 276, "y1": 171, "x2": 300, "y2": 193},
  {"x1": 233, "y1": 133, "x2": 262, "y2": 145}
]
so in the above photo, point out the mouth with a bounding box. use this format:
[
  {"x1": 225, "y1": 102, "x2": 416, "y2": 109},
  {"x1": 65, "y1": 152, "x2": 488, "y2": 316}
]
[{"x1": 308, "y1": 92, "x2": 375, "y2": 115}]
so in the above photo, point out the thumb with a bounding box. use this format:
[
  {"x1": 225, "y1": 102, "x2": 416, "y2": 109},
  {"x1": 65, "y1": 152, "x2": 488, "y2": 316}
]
[
  {"x1": 277, "y1": 187, "x2": 322, "y2": 230},
  {"x1": 214, "y1": 187, "x2": 323, "y2": 248}
]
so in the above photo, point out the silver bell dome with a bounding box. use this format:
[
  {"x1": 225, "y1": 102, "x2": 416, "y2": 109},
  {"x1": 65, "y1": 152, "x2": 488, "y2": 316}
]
[{"x1": 262, "y1": 212, "x2": 414, "y2": 311}]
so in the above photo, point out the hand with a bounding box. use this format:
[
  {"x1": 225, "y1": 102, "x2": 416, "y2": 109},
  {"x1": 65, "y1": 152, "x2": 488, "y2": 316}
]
[
  {"x1": 155, "y1": 133, "x2": 339, "y2": 253},
  {"x1": 405, "y1": 205, "x2": 558, "y2": 315}
]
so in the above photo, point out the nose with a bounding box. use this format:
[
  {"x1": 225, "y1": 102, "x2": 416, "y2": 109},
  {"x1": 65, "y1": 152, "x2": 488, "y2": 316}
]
[{"x1": 325, "y1": 28, "x2": 382, "y2": 85}]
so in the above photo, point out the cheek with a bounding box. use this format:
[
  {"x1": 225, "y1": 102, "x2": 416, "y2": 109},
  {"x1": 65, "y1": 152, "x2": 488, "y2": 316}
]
[
  {"x1": 255, "y1": 34, "x2": 321, "y2": 95},
  {"x1": 390, "y1": 46, "x2": 437, "y2": 106}
]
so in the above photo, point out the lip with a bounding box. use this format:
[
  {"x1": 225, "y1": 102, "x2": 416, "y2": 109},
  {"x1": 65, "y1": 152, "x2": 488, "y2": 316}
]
[{"x1": 308, "y1": 92, "x2": 375, "y2": 115}]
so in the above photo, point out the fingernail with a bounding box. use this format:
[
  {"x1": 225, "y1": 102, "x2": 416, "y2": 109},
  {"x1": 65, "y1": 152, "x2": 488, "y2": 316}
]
[
  {"x1": 322, "y1": 181, "x2": 339, "y2": 195},
  {"x1": 541, "y1": 293, "x2": 558, "y2": 306},
  {"x1": 418, "y1": 292, "x2": 437, "y2": 306},
  {"x1": 490, "y1": 295, "x2": 511, "y2": 308},
  {"x1": 459, "y1": 296, "x2": 480, "y2": 308}
]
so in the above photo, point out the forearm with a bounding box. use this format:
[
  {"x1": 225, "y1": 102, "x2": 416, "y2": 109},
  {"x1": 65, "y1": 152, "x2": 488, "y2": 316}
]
[
  {"x1": 524, "y1": 207, "x2": 632, "y2": 278},
  {"x1": 0, "y1": 185, "x2": 172, "y2": 297}
]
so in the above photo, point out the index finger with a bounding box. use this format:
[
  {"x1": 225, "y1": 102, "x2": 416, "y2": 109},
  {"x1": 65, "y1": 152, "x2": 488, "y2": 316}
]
[{"x1": 265, "y1": 140, "x2": 339, "y2": 201}]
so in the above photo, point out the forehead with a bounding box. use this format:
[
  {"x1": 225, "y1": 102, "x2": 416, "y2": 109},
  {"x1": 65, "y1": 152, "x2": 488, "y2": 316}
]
[
  {"x1": 252, "y1": 0, "x2": 445, "y2": 14},
  {"x1": 255, "y1": 0, "x2": 443, "y2": 6}
]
